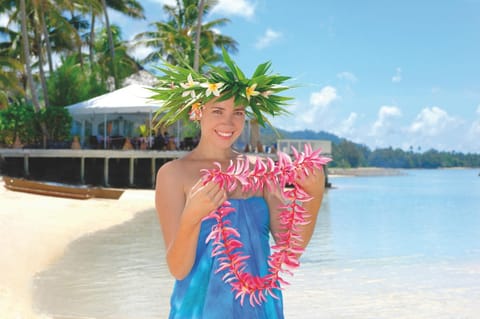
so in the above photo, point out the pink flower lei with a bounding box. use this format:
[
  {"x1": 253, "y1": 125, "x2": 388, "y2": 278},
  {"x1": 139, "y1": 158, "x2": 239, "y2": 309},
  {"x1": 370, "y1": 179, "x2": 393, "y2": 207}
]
[{"x1": 201, "y1": 144, "x2": 331, "y2": 306}]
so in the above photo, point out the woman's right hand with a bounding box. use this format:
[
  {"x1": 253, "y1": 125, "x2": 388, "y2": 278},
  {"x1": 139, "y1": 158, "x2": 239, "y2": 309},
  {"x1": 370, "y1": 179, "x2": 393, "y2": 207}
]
[{"x1": 183, "y1": 179, "x2": 227, "y2": 224}]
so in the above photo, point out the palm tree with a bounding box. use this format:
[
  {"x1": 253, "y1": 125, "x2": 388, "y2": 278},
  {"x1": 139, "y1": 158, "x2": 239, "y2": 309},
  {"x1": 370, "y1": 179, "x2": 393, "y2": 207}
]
[
  {"x1": 19, "y1": 0, "x2": 48, "y2": 146},
  {"x1": 0, "y1": 22, "x2": 24, "y2": 107},
  {"x1": 0, "y1": 56, "x2": 24, "y2": 108},
  {"x1": 133, "y1": 0, "x2": 237, "y2": 71},
  {"x1": 19, "y1": 0, "x2": 40, "y2": 112},
  {"x1": 98, "y1": 0, "x2": 145, "y2": 89},
  {"x1": 94, "y1": 25, "x2": 140, "y2": 87},
  {"x1": 193, "y1": 0, "x2": 206, "y2": 71}
]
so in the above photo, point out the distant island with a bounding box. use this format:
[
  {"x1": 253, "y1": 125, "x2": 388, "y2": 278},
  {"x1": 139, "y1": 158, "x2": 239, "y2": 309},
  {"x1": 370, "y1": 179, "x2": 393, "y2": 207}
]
[{"x1": 260, "y1": 127, "x2": 480, "y2": 169}]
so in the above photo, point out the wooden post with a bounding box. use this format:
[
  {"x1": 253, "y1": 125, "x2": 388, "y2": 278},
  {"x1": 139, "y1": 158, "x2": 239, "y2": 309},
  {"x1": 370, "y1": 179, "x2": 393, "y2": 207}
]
[
  {"x1": 23, "y1": 155, "x2": 29, "y2": 176},
  {"x1": 129, "y1": 157, "x2": 134, "y2": 186},
  {"x1": 80, "y1": 157, "x2": 85, "y2": 184},
  {"x1": 151, "y1": 158, "x2": 156, "y2": 188},
  {"x1": 104, "y1": 157, "x2": 109, "y2": 186}
]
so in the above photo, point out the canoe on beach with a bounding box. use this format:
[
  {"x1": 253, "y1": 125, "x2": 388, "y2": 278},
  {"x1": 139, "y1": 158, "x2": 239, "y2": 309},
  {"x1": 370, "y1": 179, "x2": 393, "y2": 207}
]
[{"x1": 2, "y1": 176, "x2": 124, "y2": 200}]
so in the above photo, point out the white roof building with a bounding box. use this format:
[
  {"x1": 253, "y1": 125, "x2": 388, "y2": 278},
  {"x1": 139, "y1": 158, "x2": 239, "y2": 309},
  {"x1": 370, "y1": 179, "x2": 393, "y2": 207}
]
[{"x1": 66, "y1": 84, "x2": 165, "y2": 148}]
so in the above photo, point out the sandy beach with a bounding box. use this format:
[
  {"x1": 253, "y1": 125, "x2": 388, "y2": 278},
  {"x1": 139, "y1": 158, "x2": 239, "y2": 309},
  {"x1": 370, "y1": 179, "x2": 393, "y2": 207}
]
[{"x1": 0, "y1": 176, "x2": 156, "y2": 319}]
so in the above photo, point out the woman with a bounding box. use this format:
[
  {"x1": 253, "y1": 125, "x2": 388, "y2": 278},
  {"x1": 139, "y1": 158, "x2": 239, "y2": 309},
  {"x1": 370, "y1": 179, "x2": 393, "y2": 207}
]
[{"x1": 153, "y1": 50, "x2": 327, "y2": 318}]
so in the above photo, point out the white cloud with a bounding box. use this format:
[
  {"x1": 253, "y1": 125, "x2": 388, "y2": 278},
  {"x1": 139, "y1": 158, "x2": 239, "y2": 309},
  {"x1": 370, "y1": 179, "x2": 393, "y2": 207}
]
[
  {"x1": 309, "y1": 86, "x2": 338, "y2": 108},
  {"x1": 370, "y1": 105, "x2": 402, "y2": 136},
  {"x1": 336, "y1": 112, "x2": 358, "y2": 137},
  {"x1": 129, "y1": 44, "x2": 155, "y2": 60},
  {"x1": 408, "y1": 106, "x2": 454, "y2": 136},
  {"x1": 148, "y1": 0, "x2": 177, "y2": 6},
  {"x1": 255, "y1": 28, "x2": 282, "y2": 49},
  {"x1": 392, "y1": 67, "x2": 402, "y2": 83},
  {"x1": 470, "y1": 120, "x2": 480, "y2": 135},
  {"x1": 468, "y1": 106, "x2": 480, "y2": 144},
  {"x1": 148, "y1": 0, "x2": 255, "y2": 18},
  {"x1": 270, "y1": 101, "x2": 306, "y2": 131},
  {"x1": 211, "y1": 0, "x2": 256, "y2": 18},
  {"x1": 337, "y1": 71, "x2": 357, "y2": 83}
]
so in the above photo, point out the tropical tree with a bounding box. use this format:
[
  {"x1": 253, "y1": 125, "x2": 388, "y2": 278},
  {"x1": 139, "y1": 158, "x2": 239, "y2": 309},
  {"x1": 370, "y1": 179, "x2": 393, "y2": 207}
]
[
  {"x1": 0, "y1": 22, "x2": 24, "y2": 107},
  {"x1": 19, "y1": 0, "x2": 40, "y2": 112},
  {"x1": 193, "y1": 0, "x2": 206, "y2": 71},
  {"x1": 134, "y1": 0, "x2": 238, "y2": 71},
  {"x1": 97, "y1": 0, "x2": 145, "y2": 89},
  {"x1": 0, "y1": 56, "x2": 24, "y2": 108},
  {"x1": 46, "y1": 54, "x2": 106, "y2": 107},
  {"x1": 94, "y1": 25, "x2": 141, "y2": 89}
]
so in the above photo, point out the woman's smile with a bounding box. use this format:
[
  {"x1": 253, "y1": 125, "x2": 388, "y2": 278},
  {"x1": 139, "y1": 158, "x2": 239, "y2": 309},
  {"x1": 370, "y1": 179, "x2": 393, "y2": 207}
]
[{"x1": 215, "y1": 130, "x2": 234, "y2": 138}]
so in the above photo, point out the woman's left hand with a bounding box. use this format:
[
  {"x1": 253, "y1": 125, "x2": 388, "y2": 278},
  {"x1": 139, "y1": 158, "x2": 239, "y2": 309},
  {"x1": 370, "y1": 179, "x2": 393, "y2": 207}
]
[{"x1": 294, "y1": 166, "x2": 325, "y2": 197}]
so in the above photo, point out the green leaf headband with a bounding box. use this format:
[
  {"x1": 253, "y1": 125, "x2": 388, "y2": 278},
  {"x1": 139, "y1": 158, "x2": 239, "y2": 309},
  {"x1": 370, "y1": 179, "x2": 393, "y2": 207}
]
[{"x1": 149, "y1": 48, "x2": 293, "y2": 128}]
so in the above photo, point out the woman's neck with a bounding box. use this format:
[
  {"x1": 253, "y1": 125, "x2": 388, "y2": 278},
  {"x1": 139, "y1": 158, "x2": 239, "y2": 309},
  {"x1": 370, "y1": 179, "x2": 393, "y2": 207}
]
[{"x1": 190, "y1": 143, "x2": 239, "y2": 162}]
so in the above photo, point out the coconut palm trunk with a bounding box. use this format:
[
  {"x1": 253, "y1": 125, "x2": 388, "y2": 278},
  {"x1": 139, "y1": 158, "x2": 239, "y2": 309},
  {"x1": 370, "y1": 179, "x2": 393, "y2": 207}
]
[
  {"x1": 193, "y1": 0, "x2": 205, "y2": 71},
  {"x1": 20, "y1": 0, "x2": 40, "y2": 111},
  {"x1": 19, "y1": 0, "x2": 48, "y2": 146},
  {"x1": 101, "y1": 0, "x2": 119, "y2": 90},
  {"x1": 38, "y1": 3, "x2": 54, "y2": 73},
  {"x1": 32, "y1": 19, "x2": 50, "y2": 107}
]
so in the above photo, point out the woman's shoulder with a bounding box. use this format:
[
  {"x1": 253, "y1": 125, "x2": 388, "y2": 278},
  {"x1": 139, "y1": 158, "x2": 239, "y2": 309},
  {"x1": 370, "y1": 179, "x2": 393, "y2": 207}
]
[
  {"x1": 156, "y1": 155, "x2": 202, "y2": 183},
  {"x1": 157, "y1": 158, "x2": 182, "y2": 174},
  {"x1": 156, "y1": 158, "x2": 191, "y2": 183}
]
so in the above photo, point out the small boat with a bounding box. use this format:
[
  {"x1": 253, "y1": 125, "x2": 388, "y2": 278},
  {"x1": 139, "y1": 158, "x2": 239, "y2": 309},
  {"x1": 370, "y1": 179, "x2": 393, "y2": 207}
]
[{"x1": 2, "y1": 176, "x2": 124, "y2": 200}]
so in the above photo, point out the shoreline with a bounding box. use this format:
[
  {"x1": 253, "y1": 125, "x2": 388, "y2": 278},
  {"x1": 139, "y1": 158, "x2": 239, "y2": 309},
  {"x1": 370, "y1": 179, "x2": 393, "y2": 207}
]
[
  {"x1": 328, "y1": 167, "x2": 405, "y2": 177},
  {"x1": 0, "y1": 176, "x2": 156, "y2": 319}
]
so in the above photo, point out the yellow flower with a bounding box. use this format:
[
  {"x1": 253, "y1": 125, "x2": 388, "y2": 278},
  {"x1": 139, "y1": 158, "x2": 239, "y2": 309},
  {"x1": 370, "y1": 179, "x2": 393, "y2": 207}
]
[
  {"x1": 201, "y1": 82, "x2": 224, "y2": 97},
  {"x1": 246, "y1": 84, "x2": 260, "y2": 101},
  {"x1": 189, "y1": 102, "x2": 203, "y2": 121}
]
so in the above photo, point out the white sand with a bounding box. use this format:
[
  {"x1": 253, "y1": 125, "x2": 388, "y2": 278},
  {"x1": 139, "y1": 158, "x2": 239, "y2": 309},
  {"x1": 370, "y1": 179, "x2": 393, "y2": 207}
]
[{"x1": 0, "y1": 177, "x2": 155, "y2": 319}]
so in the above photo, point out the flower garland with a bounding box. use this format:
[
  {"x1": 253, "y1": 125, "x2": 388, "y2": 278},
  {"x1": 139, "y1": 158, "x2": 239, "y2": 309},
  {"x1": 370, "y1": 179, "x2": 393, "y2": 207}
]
[{"x1": 201, "y1": 144, "x2": 331, "y2": 306}]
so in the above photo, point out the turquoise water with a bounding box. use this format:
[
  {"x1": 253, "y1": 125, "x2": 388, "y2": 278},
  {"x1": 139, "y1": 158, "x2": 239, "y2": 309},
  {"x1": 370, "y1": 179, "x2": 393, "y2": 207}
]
[
  {"x1": 33, "y1": 169, "x2": 480, "y2": 318},
  {"x1": 317, "y1": 169, "x2": 480, "y2": 264}
]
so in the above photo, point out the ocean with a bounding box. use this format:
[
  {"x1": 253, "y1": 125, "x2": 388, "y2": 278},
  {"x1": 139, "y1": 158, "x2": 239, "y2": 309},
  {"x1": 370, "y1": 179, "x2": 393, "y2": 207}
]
[{"x1": 33, "y1": 168, "x2": 480, "y2": 318}]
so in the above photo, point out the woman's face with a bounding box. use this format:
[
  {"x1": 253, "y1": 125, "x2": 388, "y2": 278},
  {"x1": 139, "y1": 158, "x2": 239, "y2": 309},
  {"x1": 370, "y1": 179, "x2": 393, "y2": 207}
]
[{"x1": 199, "y1": 96, "x2": 246, "y2": 148}]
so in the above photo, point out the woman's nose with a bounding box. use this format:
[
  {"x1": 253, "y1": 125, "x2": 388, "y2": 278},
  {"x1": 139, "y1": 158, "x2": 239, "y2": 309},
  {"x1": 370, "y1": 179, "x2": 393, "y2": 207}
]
[{"x1": 223, "y1": 113, "x2": 235, "y2": 125}]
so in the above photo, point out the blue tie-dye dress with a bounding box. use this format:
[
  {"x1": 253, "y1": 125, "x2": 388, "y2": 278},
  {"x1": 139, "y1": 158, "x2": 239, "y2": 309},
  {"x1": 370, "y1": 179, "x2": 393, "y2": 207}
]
[{"x1": 168, "y1": 197, "x2": 284, "y2": 319}]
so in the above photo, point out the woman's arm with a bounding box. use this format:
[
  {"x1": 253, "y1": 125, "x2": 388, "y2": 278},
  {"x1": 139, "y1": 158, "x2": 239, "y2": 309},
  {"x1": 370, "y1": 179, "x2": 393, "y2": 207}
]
[
  {"x1": 155, "y1": 161, "x2": 226, "y2": 280},
  {"x1": 264, "y1": 166, "x2": 326, "y2": 252},
  {"x1": 294, "y1": 167, "x2": 326, "y2": 249}
]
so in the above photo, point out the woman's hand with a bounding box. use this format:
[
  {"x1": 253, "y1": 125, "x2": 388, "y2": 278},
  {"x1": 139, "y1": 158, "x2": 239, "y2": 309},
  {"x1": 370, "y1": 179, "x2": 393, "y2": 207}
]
[
  {"x1": 183, "y1": 179, "x2": 227, "y2": 224},
  {"x1": 295, "y1": 166, "x2": 325, "y2": 197}
]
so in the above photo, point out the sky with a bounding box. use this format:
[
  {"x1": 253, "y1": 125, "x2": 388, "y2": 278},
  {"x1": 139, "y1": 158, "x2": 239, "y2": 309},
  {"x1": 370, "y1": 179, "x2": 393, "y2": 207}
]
[{"x1": 4, "y1": 0, "x2": 480, "y2": 153}]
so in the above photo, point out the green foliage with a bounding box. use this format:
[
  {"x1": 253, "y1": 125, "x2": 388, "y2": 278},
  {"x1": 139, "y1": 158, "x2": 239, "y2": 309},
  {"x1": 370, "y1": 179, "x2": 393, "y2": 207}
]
[
  {"x1": 181, "y1": 120, "x2": 200, "y2": 138},
  {"x1": 331, "y1": 140, "x2": 368, "y2": 168},
  {"x1": 94, "y1": 25, "x2": 140, "y2": 85},
  {"x1": 0, "y1": 102, "x2": 36, "y2": 145},
  {"x1": 134, "y1": 0, "x2": 238, "y2": 69},
  {"x1": 47, "y1": 55, "x2": 108, "y2": 107},
  {"x1": 38, "y1": 106, "x2": 72, "y2": 142},
  {"x1": 0, "y1": 103, "x2": 72, "y2": 147},
  {"x1": 261, "y1": 128, "x2": 480, "y2": 168}
]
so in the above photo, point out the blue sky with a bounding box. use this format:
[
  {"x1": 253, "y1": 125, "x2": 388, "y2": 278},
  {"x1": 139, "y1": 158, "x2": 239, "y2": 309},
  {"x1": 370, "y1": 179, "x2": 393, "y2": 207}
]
[{"x1": 5, "y1": 0, "x2": 480, "y2": 153}]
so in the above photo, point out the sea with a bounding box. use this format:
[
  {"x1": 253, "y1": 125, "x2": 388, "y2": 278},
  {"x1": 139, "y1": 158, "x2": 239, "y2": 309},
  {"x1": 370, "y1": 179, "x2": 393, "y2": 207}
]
[{"x1": 32, "y1": 168, "x2": 480, "y2": 319}]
